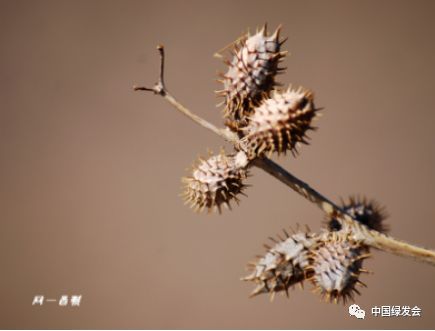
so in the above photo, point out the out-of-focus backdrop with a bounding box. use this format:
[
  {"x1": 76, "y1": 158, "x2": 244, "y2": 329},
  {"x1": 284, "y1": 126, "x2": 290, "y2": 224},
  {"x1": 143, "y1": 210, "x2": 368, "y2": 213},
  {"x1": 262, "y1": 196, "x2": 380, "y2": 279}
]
[{"x1": 1, "y1": 0, "x2": 434, "y2": 328}]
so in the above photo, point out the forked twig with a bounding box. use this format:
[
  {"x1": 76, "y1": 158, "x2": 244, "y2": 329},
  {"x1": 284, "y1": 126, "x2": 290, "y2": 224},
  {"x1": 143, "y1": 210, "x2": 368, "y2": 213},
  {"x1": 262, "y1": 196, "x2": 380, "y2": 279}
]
[
  {"x1": 134, "y1": 46, "x2": 237, "y2": 143},
  {"x1": 134, "y1": 45, "x2": 435, "y2": 267}
]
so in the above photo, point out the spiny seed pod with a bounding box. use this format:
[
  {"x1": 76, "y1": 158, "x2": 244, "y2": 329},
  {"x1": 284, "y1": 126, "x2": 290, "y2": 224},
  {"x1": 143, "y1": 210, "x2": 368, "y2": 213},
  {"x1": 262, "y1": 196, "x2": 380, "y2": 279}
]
[
  {"x1": 328, "y1": 196, "x2": 388, "y2": 233},
  {"x1": 239, "y1": 86, "x2": 319, "y2": 159},
  {"x1": 306, "y1": 234, "x2": 371, "y2": 304},
  {"x1": 242, "y1": 229, "x2": 318, "y2": 299},
  {"x1": 181, "y1": 150, "x2": 249, "y2": 213},
  {"x1": 216, "y1": 24, "x2": 287, "y2": 133}
]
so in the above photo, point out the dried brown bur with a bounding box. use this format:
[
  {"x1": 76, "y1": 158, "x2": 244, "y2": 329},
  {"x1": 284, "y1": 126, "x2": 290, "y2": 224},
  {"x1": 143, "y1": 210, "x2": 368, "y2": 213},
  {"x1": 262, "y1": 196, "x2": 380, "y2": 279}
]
[
  {"x1": 242, "y1": 230, "x2": 318, "y2": 300},
  {"x1": 328, "y1": 196, "x2": 388, "y2": 234},
  {"x1": 216, "y1": 24, "x2": 287, "y2": 133},
  {"x1": 181, "y1": 150, "x2": 250, "y2": 213},
  {"x1": 306, "y1": 233, "x2": 371, "y2": 304},
  {"x1": 239, "y1": 87, "x2": 319, "y2": 159}
]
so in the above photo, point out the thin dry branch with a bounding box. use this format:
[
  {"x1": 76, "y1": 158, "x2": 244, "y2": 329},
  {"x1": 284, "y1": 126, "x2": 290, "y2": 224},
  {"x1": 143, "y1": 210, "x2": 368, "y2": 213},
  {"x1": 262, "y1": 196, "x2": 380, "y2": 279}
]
[
  {"x1": 134, "y1": 46, "x2": 237, "y2": 143},
  {"x1": 133, "y1": 45, "x2": 435, "y2": 267}
]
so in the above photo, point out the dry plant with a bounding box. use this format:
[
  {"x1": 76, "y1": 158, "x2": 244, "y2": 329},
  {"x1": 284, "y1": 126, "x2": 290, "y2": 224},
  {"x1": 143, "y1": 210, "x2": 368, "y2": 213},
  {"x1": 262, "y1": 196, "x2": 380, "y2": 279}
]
[{"x1": 134, "y1": 24, "x2": 435, "y2": 304}]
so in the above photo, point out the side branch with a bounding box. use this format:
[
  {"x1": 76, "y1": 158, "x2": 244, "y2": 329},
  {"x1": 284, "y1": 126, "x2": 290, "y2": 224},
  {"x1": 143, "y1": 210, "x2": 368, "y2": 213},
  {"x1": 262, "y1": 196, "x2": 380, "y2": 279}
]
[{"x1": 134, "y1": 45, "x2": 237, "y2": 143}]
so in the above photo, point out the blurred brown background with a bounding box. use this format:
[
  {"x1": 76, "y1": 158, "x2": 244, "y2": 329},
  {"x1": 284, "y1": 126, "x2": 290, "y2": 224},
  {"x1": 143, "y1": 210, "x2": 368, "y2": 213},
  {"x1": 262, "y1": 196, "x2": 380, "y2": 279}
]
[{"x1": 1, "y1": 0, "x2": 434, "y2": 328}]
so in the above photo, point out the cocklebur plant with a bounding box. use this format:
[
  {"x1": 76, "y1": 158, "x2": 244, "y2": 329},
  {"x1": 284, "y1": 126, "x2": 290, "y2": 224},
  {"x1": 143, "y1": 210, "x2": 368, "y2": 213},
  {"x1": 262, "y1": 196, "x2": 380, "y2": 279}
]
[{"x1": 133, "y1": 24, "x2": 435, "y2": 304}]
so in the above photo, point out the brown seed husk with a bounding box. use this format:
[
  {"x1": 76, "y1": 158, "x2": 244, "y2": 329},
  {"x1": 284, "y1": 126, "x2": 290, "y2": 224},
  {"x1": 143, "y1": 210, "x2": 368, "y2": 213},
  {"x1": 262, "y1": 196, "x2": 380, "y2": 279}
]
[
  {"x1": 328, "y1": 196, "x2": 388, "y2": 233},
  {"x1": 181, "y1": 150, "x2": 249, "y2": 213},
  {"x1": 306, "y1": 232, "x2": 370, "y2": 304},
  {"x1": 217, "y1": 24, "x2": 287, "y2": 134},
  {"x1": 239, "y1": 86, "x2": 319, "y2": 159},
  {"x1": 242, "y1": 230, "x2": 318, "y2": 298}
]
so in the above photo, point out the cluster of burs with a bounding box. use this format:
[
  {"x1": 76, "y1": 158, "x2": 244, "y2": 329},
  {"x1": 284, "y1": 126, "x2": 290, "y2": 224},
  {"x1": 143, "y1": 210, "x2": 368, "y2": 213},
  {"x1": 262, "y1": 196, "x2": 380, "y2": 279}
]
[{"x1": 181, "y1": 25, "x2": 388, "y2": 303}]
